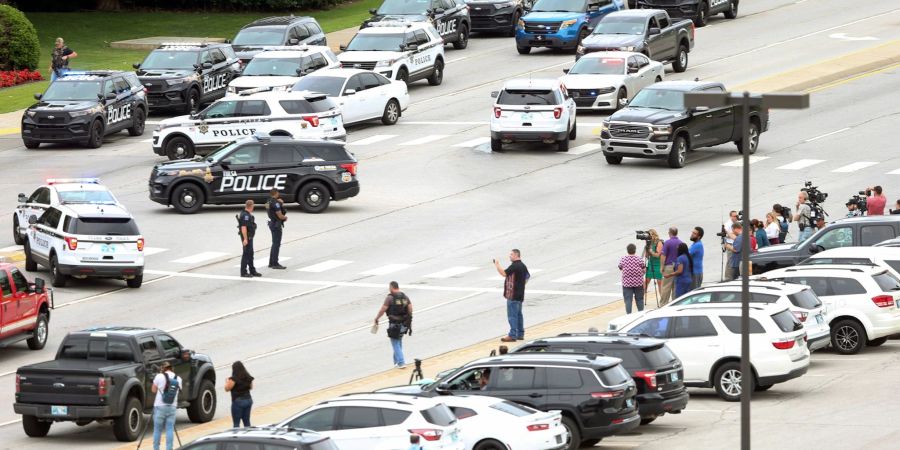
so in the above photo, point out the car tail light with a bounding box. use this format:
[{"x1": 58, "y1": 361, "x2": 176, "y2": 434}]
[
  {"x1": 15, "y1": 374, "x2": 20, "y2": 393},
  {"x1": 792, "y1": 311, "x2": 808, "y2": 322},
  {"x1": 136, "y1": 238, "x2": 145, "y2": 252},
  {"x1": 553, "y1": 107, "x2": 562, "y2": 119},
  {"x1": 872, "y1": 295, "x2": 894, "y2": 308},
  {"x1": 527, "y1": 423, "x2": 550, "y2": 431},
  {"x1": 64, "y1": 236, "x2": 78, "y2": 250},
  {"x1": 494, "y1": 106, "x2": 502, "y2": 118},
  {"x1": 98, "y1": 378, "x2": 108, "y2": 396},
  {"x1": 772, "y1": 338, "x2": 796, "y2": 350},
  {"x1": 340, "y1": 163, "x2": 357, "y2": 176},
  {"x1": 301, "y1": 115, "x2": 320, "y2": 127},
  {"x1": 690, "y1": 22, "x2": 695, "y2": 40},
  {"x1": 408, "y1": 429, "x2": 443, "y2": 441},
  {"x1": 591, "y1": 390, "x2": 624, "y2": 399},
  {"x1": 612, "y1": 418, "x2": 625, "y2": 424},
  {"x1": 635, "y1": 370, "x2": 657, "y2": 389}
]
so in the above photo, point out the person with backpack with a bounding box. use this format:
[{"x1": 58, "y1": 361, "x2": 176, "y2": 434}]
[
  {"x1": 374, "y1": 281, "x2": 413, "y2": 368},
  {"x1": 224, "y1": 361, "x2": 255, "y2": 427},
  {"x1": 151, "y1": 361, "x2": 182, "y2": 450}
]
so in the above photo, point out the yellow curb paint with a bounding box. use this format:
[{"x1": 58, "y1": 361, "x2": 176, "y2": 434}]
[{"x1": 0, "y1": 127, "x2": 20, "y2": 135}]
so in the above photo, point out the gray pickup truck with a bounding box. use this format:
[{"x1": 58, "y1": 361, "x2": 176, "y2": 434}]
[
  {"x1": 14, "y1": 327, "x2": 217, "y2": 442},
  {"x1": 578, "y1": 9, "x2": 694, "y2": 72}
]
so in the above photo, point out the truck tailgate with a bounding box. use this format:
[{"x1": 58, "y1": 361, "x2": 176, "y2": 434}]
[{"x1": 17, "y1": 360, "x2": 133, "y2": 405}]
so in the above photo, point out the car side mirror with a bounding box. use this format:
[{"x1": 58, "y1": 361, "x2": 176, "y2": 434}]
[
  {"x1": 339, "y1": 44, "x2": 347, "y2": 51},
  {"x1": 288, "y1": 38, "x2": 300, "y2": 45},
  {"x1": 105, "y1": 92, "x2": 117, "y2": 101},
  {"x1": 436, "y1": 382, "x2": 451, "y2": 393},
  {"x1": 369, "y1": 8, "x2": 377, "y2": 14},
  {"x1": 18, "y1": 193, "x2": 26, "y2": 203},
  {"x1": 809, "y1": 244, "x2": 823, "y2": 254},
  {"x1": 28, "y1": 215, "x2": 37, "y2": 225},
  {"x1": 225, "y1": 39, "x2": 231, "y2": 44},
  {"x1": 433, "y1": 8, "x2": 445, "y2": 14},
  {"x1": 221, "y1": 160, "x2": 232, "y2": 168},
  {"x1": 34, "y1": 278, "x2": 45, "y2": 292},
  {"x1": 403, "y1": 44, "x2": 418, "y2": 52},
  {"x1": 490, "y1": 91, "x2": 499, "y2": 98},
  {"x1": 202, "y1": 62, "x2": 214, "y2": 69},
  {"x1": 691, "y1": 106, "x2": 709, "y2": 113},
  {"x1": 524, "y1": 6, "x2": 531, "y2": 12},
  {"x1": 627, "y1": 65, "x2": 638, "y2": 73},
  {"x1": 132, "y1": 63, "x2": 141, "y2": 70},
  {"x1": 648, "y1": 27, "x2": 661, "y2": 36},
  {"x1": 563, "y1": 68, "x2": 570, "y2": 74},
  {"x1": 589, "y1": 5, "x2": 599, "y2": 11},
  {"x1": 344, "y1": 89, "x2": 356, "y2": 96},
  {"x1": 34, "y1": 93, "x2": 42, "y2": 100}
]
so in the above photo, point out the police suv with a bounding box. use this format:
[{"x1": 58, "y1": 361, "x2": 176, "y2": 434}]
[
  {"x1": 24, "y1": 203, "x2": 145, "y2": 288},
  {"x1": 338, "y1": 21, "x2": 445, "y2": 86},
  {"x1": 21, "y1": 71, "x2": 148, "y2": 149},
  {"x1": 152, "y1": 89, "x2": 346, "y2": 160},
  {"x1": 226, "y1": 46, "x2": 339, "y2": 95},
  {"x1": 135, "y1": 43, "x2": 241, "y2": 113},
  {"x1": 148, "y1": 134, "x2": 360, "y2": 214},
  {"x1": 232, "y1": 16, "x2": 328, "y2": 64},
  {"x1": 363, "y1": 0, "x2": 471, "y2": 49}
]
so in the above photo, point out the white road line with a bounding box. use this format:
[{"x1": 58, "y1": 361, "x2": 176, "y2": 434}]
[
  {"x1": 233, "y1": 256, "x2": 292, "y2": 268},
  {"x1": 400, "y1": 135, "x2": 449, "y2": 146},
  {"x1": 446, "y1": 56, "x2": 470, "y2": 64},
  {"x1": 348, "y1": 134, "x2": 396, "y2": 146},
  {"x1": 683, "y1": 409, "x2": 738, "y2": 413},
  {"x1": 424, "y1": 266, "x2": 478, "y2": 279},
  {"x1": 831, "y1": 161, "x2": 878, "y2": 173},
  {"x1": 720, "y1": 156, "x2": 770, "y2": 167},
  {"x1": 551, "y1": 271, "x2": 606, "y2": 284},
  {"x1": 804, "y1": 127, "x2": 850, "y2": 142},
  {"x1": 402, "y1": 121, "x2": 485, "y2": 125},
  {"x1": 145, "y1": 120, "x2": 161, "y2": 125},
  {"x1": 0, "y1": 245, "x2": 22, "y2": 252},
  {"x1": 813, "y1": 358, "x2": 870, "y2": 361},
  {"x1": 568, "y1": 143, "x2": 602, "y2": 155},
  {"x1": 361, "y1": 264, "x2": 412, "y2": 276},
  {"x1": 140, "y1": 138, "x2": 153, "y2": 143},
  {"x1": 0, "y1": 418, "x2": 21, "y2": 427},
  {"x1": 297, "y1": 259, "x2": 352, "y2": 273},
  {"x1": 171, "y1": 251, "x2": 230, "y2": 264},
  {"x1": 142, "y1": 247, "x2": 168, "y2": 256},
  {"x1": 776, "y1": 159, "x2": 825, "y2": 170},
  {"x1": 453, "y1": 137, "x2": 491, "y2": 148},
  {"x1": 888, "y1": 168, "x2": 900, "y2": 175}
]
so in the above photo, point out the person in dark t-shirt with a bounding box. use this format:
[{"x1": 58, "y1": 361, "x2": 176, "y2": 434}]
[
  {"x1": 494, "y1": 249, "x2": 530, "y2": 342},
  {"x1": 50, "y1": 37, "x2": 77, "y2": 82}
]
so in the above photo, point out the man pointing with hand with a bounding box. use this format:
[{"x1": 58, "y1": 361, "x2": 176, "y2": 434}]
[{"x1": 494, "y1": 249, "x2": 530, "y2": 343}]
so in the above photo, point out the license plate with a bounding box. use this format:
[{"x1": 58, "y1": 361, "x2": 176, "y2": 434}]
[
  {"x1": 519, "y1": 113, "x2": 532, "y2": 121},
  {"x1": 816, "y1": 314, "x2": 824, "y2": 324},
  {"x1": 100, "y1": 244, "x2": 117, "y2": 253},
  {"x1": 671, "y1": 372, "x2": 680, "y2": 382},
  {"x1": 51, "y1": 406, "x2": 67, "y2": 416}
]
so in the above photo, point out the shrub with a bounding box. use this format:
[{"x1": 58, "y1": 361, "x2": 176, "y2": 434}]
[{"x1": 0, "y1": 5, "x2": 41, "y2": 71}]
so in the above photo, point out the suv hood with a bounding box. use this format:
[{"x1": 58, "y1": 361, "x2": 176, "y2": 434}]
[
  {"x1": 154, "y1": 158, "x2": 212, "y2": 170},
  {"x1": 609, "y1": 107, "x2": 685, "y2": 124},
  {"x1": 339, "y1": 50, "x2": 406, "y2": 62},
  {"x1": 582, "y1": 34, "x2": 642, "y2": 48},
  {"x1": 369, "y1": 14, "x2": 430, "y2": 23},
  {"x1": 560, "y1": 74, "x2": 625, "y2": 89},
  {"x1": 523, "y1": 12, "x2": 584, "y2": 22},
  {"x1": 138, "y1": 69, "x2": 195, "y2": 79},
  {"x1": 229, "y1": 75, "x2": 298, "y2": 89},
  {"x1": 29, "y1": 100, "x2": 98, "y2": 111}
]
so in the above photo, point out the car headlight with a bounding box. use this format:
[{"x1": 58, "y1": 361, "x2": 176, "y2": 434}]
[
  {"x1": 494, "y1": 1, "x2": 516, "y2": 7},
  {"x1": 166, "y1": 75, "x2": 199, "y2": 86},
  {"x1": 517, "y1": 19, "x2": 525, "y2": 29},
  {"x1": 620, "y1": 46, "x2": 636, "y2": 52},
  {"x1": 70, "y1": 106, "x2": 101, "y2": 117},
  {"x1": 559, "y1": 19, "x2": 578, "y2": 30},
  {"x1": 157, "y1": 170, "x2": 179, "y2": 176},
  {"x1": 226, "y1": 86, "x2": 237, "y2": 94},
  {"x1": 600, "y1": 121, "x2": 609, "y2": 132},
  {"x1": 651, "y1": 125, "x2": 672, "y2": 135},
  {"x1": 26, "y1": 111, "x2": 36, "y2": 118},
  {"x1": 273, "y1": 85, "x2": 291, "y2": 91},
  {"x1": 375, "y1": 59, "x2": 396, "y2": 68},
  {"x1": 576, "y1": 45, "x2": 585, "y2": 54}
]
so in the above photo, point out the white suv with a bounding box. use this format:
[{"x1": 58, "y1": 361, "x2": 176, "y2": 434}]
[
  {"x1": 152, "y1": 89, "x2": 346, "y2": 160},
  {"x1": 24, "y1": 204, "x2": 145, "y2": 288},
  {"x1": 490, "y1": 78, "x2": 577, "y2": 152},
  {"x1": 277, "y1": 393, "x2": 464, "y2": 450},
  {"x1": 338, "y1": 21, "x2": 445, "y2": 86},
  {"x1": 226, "y1": 46, "x2": 339, "y2": 94},
  {"x1": 13, "y1": 178, "x2": 122, "y2": 245},
  {"x1": 756, "y1": 264, "x2": 900, "y2": 354},
  {"x1": 610, "y1": 304, "x2": 810, "y2": 401},
  {"x1": 799, "y1": 246, "x2": 900, "y2": 279}
]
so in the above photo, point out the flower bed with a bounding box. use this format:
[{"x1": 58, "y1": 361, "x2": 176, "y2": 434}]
[{"x1": 0, "y1": 69, "x2": 43, "y2": 88}]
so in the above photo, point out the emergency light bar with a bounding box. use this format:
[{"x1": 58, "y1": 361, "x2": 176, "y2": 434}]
[
  {"x1": 159, "y1": 42, "x2": 209, "y2": 48},
  {"x1": 368, "y1": 21, "x2": 416, "y2": 28},
  {"x1": 46, "y1": 178, "x2": 101, "y2": 185},
  {"x1": 258, "y1": 45, "x2": 311, "y2": 52}
]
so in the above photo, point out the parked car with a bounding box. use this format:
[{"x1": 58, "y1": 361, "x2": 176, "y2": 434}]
[
  {"x1": 179, "y1": 426, "x2": 339, "y2": 450},
  {"x1": 226, "y1": 46, "x2": 339, "y2": 95},
  {"x1": 515, "y1": 0, "x2": 624, "y2": 54},
  {"x1": 293, "y1": 68, "x2": 410, "y2": 126},
  {"x1": 755, "y1": 264, "x2": 900, "y2": 354},
  {"x1": 364, "y1": 0, "x2": 472, "y2": 49},
  {"x1": 561, "y1": 51, "x2": 664, "y2": 111},
  {"x1": 578, "y1": 9, "x2": 694, "y2": 73},
  {"x1": 609, "y1": 303, "x2": 810, "y2": 401},
  {"x1": 874, "y1": 236, "x2": 900, "y2": 247},
  {"x1": 232, "y1": 16, "x2": 327, "y2": 64},
  {"x1": 466, "y1": 0, "x2": 534, "y2": 36},
  {"x1": 14, "y1": 327, "x2": 216, "y2": 441},
  {"x1": 338, "y1": 21, "x2": 446, "y2": 86},
  {"x1": 14, "y1": 178, "x2": 123, "y2": 245},
  {"x1": 0, "y1": 264, "x2": 52, "y2": 351},
  {"x1": 440, "y1": 395, "x2": 568, "y2": 450},
  {"x1": 799, "y1": 246, "x2": 900, "y2": 279},
  {"x1": 637, "y1": 0, "x2": 740, "y2": 27},
  {"x1": 490, "y1": 78, "x2": 577, "y2": 152}
]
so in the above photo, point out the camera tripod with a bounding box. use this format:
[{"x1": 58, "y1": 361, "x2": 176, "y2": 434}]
[
  {"x1": 408, "y1": 359, "x2": 424, "y2": 385},
  {"x1": 136, "y1": 412, "x2": 182, "y2": 449}
]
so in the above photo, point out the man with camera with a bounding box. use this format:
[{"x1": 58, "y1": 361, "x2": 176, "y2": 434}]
[
  {"x1": 794, "y1": 191, "x2": 814, "y2": 242},
  {"x1": 724, "y1": 223, "x2": 744, "y2": 280},
  {"x1": 659, "y1": 227, "x2": 683, "y2": 306},
  {"x1": 866, "y1": 186, "x2": 887, "y2": 216},
  {"x1": 846, "y1": 199, "x2": 863, "y2": 218}
]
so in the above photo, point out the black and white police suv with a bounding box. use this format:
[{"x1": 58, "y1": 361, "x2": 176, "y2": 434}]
[
  {"x1": 363, "y1": 0, "x2": 471, "y2": 49},
  {"x1": 148, "y1": 133, "x2": 359, "y2": 214},
  {"x1": 134, "y1": 42, "x2": 241, "y2": 113},
  {"x1": 226, "y1": 46, "x2": 339, "y2": 94},
  {"x1": 232, "y1": 16, "x2": 328, "y2": 64},
  {"x1": 21, "y1": 71, "x2": 148, "y2": 149},
  {"x1": 152, "y1": 89, "x2": 346, "y2": 160},
  {"x1": 24, "y1": 203, "x2": 145, "y2": 288},
  {"x1": 339, "y1": 21, "x2": 445, "y2": 86}
]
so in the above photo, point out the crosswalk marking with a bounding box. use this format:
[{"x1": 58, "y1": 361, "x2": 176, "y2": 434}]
[
  {"x1": 400, "y1": 135, "x2": 449, "y2": 146},
  {"x1": 361, "y1": 264, "x2": 411, "y2": 276},
  {"x1": 297, "y1": 259, "x2": 352, "y2": 273},
  {"x1": 720, "y1": 156, "x2": 770, "y2": 167},
  {"x1": 424, "y1": 266, "x2": 478, "y2": 279},
  {"x1": 569, "y1": 143, "x2": 602, "y2": 155},
  {"x1": 453, "y1": 137, "x2": 491, "y2": 148},
  {"x1": 832, "y1": 162, "x2": 878, "y2": 173},
  {"x1": 551, "y1": 271, "x2": 606, "y2": 284},
  {"x1": 348, "y1": 135, "x2": 396, "y2": 146},
  {"x1": 171, "y1": 251, "x2": 229, "y2": 264},
  {"x1": 776, "y1": 159, "x2": 825, "y2": 170},
  {"x1": 233, "y1": 257, "x2": 292, "y2": 268},
  {"x1": 888, "y1": 168, "x2": 900, "y2": 175},
  {"x1": 142, "y1": 247, "x2": 168, "y2": 256},
  {"x1": 0, "y1": 245, "x2": 22, "y2": 253}
]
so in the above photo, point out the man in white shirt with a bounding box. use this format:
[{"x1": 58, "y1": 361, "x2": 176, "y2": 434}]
[{"x1": 151, "y1": 362, "x2": 182, "y2": 450}]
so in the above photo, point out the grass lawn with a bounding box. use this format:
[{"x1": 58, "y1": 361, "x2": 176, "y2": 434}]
[{"x1": 0, "y1": 0, "x2": 378, "y2": 114}]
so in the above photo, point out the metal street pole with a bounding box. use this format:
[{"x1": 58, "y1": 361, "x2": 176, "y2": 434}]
[{"x1": 739, "y1": 91, "x2": 752, "y2": 450}]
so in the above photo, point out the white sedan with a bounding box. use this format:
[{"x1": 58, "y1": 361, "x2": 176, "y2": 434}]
[
  {"x1": 442, "y1": 395, "x2": 568, "y2": 450},
  {"x1": 561, "y1": 51, "x2": 664, "y2": 111},
  {"x1": 292, "y1": 68, "x2": 409, "y2": 126}
]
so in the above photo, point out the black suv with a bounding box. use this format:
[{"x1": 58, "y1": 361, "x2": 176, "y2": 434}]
[
  {"x1": 22, "y1": 71, "x2": 147, "y2": 149},
  {"x1": 135, "y1": 43, "x2": 241, "y2": 113},
  {"x1": 378, "y1": 353, "x2": 640, "y2": 450},
  {"x1": 467, "y1": 0, "x2": 532, "y2": 36},
  {"x1": 180, "y1": 426, "x2": 338, "y2": 450},
  {"x1": 364, "y1": 0, "x2": 471, "y2": 49},
  {"x1": 232, "y1": 16, "x2": 328, "y2": 64},
  {"x1": 148, "y1": 134, "x2": 360, "y2": 214},
  {"x1": 514, "y1": 333, "x2": 688, "y2": 425}
]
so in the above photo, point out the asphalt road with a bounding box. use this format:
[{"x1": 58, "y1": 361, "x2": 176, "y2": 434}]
[{"x1": 0, "y1": 0, "x2": 898, "y2": 448}]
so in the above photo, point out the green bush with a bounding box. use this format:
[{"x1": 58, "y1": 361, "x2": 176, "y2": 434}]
[{"x1": 0, "y1": 5, "x2": 40, "y2": 70}]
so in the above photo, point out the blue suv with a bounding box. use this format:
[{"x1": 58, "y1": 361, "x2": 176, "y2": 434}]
[{"x1": 516, "y1": 0, "x2": 623, "y2": 54}]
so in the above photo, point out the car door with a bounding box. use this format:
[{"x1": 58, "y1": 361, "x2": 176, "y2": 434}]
[
  {"x1": 156, "y1": 334, "x2": 191, "y2": 402},
  {"x1": 860, "y1": 224, "x2": 896, "y2": 246},
  {"x1": 137, "y1": 336, "x2": 165, "y2": 407},
  {"x1": 669, "y1": 315, "x2": 722, "y2": 383},
  {"x1": 200, "y1": 49, "x2": 230, "y2": 102},
  {"x1": 289, "y1": 24, "x2": 310, "y2": 45},
  {"x1": 633, "y1": 54, "x2": 656, "y2": 93},
  {"x1": 9, "y1": 268, "x2": 35, "y2": 326},
  {"x1": 29, "y1": 207, "x2": 62, "y2": 263},
  {"x1": 196, "y1": 99, "x2": 242, "y2": 146},
  {"x1": 645, "y1": 16, "x2": 665, "y2": 58},
  {"x1": 333, "y1": 406, "x2": 402, "y2": 450},
  {"x1": 340, "y1": 75, "x2": 367, "y2": 124},
  {"x1": 689, "y1": 86, "x2": 729, "y2": 147},
  {"x1": 811, "y1": 226, "x2": 854, "y2": 252},
  {"x1": 18, "y1": 187, "x2": 51, "y2": 234},
  {"x1": 544, "y1": 367, "x2": 587, "y2": 412},
  {"x1": 100, "y1": 78, "x2": 124, "y2": 133},
  {"x1": 216, "y1": 143, "x2": 267, "y2": 201},
  {"x1": 587, "y1": 0, "x2": 616, "y2": 27},
  {"x1": 306, "y1": 22, "x2": 327, "y2": 45},
  {"x1": 359, "y1": 73, "x2": 389, "y2": 119},
  {"x1": 0, "y1": 272, "x2": 14, "y2": 339},
  {"x1": 110, "y1": 77, "x2": 136, "y2": 132},
  {"x1": 483, "y1": 366, "x2": 547, "y2": 409}
]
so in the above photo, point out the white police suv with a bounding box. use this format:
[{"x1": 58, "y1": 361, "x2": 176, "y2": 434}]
[
  {"x1": 490, "y1": 78, "x2": 577, "y2": 152},
  {"x1": 225, "y1": 46, "x2": 339, "y2": 95},
  {"x1": 152, "y1": 89, "x2": 346, "y2": 160},
  {"x1": 24, "y1": 203, "x2": 145, "y2": 288},
  {"x1": 338, "y1": 21, "x2": 445, "y2": 86}
]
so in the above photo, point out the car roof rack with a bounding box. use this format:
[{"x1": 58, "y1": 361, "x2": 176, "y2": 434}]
[
  {"x1": 245, "y1": 15, "x2": 311, "y2": 27},
  {"x1": 257, "y1": 45, "x2": 311, "y2": 53},
  {"x1": 783, "y1": 266, "x2": 865, "y2": 273},
  {"x1": 555, "y1": 332, "x2": 653, "y2": 339},
  {"x1": 159, "y1": 42, "x2": 210, "y2": 48}
]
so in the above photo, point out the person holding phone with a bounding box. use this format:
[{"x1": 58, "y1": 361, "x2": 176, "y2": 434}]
[{"x1": 493, "y1": 249, "x2": 530, "y2": 342}]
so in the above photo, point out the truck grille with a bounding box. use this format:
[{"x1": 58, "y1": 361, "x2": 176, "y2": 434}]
[
  {"x1": 341, "y1": 61, "x2": 377, "y2": 70},
  {"x1": 609, "y1": 123, "x2": 651, "y2": 139},
  {"x1": 468, "y1": 4, "x2": 499, "y2": 16},
  {"x1": 524, "y1": 21, "x2": 561, "y2": 34}
]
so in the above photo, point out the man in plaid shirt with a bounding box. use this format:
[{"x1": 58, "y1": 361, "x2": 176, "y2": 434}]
[{"x1": 618, "y1": 244, "x2": 646, "y2": 314}]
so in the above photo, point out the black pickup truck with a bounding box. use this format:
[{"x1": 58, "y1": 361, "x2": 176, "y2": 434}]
[
  {"x1": 637, "y1": 0, "x2": 739, "y2": 27},
  {"x1": 14, "y1": 327, "x2": 217, "y2": 442},
  {"x1": 599, "y1": 80, "x2": 769, "y2": 168},
  {"x1": 578, "y1": 9, "x2": 694, "y2": 73}
]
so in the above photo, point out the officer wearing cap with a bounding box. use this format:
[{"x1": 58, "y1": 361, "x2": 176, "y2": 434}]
[
  {"x1": 267, "y1": 189, "x2": 287, "y2": 269},
  {"x1": 239, "y1": 200, "x2": 261, "y2": 278}
]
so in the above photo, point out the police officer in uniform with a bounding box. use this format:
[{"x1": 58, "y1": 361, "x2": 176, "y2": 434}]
[
  {"x1": 267, "y1": 189, "x2": 287, "y2": 269},
  {"x1": 374, "y1": 281, "x2": 413, "y2": 369},
  {"x1": 239, "y1": 200, "x2": 262, "y2": 278}
]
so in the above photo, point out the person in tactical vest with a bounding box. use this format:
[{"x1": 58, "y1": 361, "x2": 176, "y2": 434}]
[
  {"x1": 50, "y1": 37, "x2": 78, "y2": 82},
  {"x1": 239, "y1": 200, "x2": 261, "y2": 278},
  {"x1": 374, "y1": 281, "x2": 413, "y2": 369},
  {"x1": 267, "y1": 189, "x2": 288, "y2": 269}
]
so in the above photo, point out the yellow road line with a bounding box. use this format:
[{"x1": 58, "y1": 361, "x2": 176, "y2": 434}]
[
  {"x1": 807, "y1": 61, "x2": 900, "y2": 93},
  {"x1": 0, "y1": 127, "x2": 20, "y2": 136}
]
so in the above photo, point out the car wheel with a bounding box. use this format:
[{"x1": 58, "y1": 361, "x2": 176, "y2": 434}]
[
  {"x1": 473, "y1": 439, "x2": 505, "y2": 450},
  {"x1": 673, "y1": 44, "x2": 688, "y2": 72},
  {"x1": 427, "y1": 58, "x2": 444, "y2": 86},
  {"x1": 831, "y1": 319, "x2": 865, "y2": 354},
  {"x1": 655, "y1": 75, "x2": 662, "y2": 82},
  {"x1": 127, "y1": 107, "x2": 145, "y2": 136},
  {"x1": 576, "y1": 27, "x2": 589, "y2": 49},
  {"x1": 491, "y1": 137, "x2": 502, "y2": 152},
  {"x1": 22, "y1": 415, "x2": 51, "y2": 438},
  {"x1": 615, "y1": 87, "x2": 628, "y2": 111},
  {"x1": 184, "y1": 89, "x2": 200, "y2": 114},
  {"x1": 298, "y1": 182, "x2": 331, "y2": 213},
  {"x1": 557, "y1": 133, "x2": 570, "y2": 152},
  {"x1": 755, "y1": 384, "x2": 773, "y2": 392},
  {"x1": 507, "y1": 11, "x2": 521, "y2": 37},
  {"x1": 381, "y1": 99, "x2": 401, "y2": 125},
  {"x1": 165, "y1": 136, "x2": 195, "y2": 160},
  {"x1": 569, "y1": 119, "x2": 577, "y2": 139},
  {"x1": 694, "y1": 1, "x2": 709, "y2": 27},
  {"x1": 724, "y1": 0, "x2": 739, "y2": 19},
  {"x1": 126, "y1": 275, "x2": 143, "y2": 289},
  {"x1": 85, "y1": 120, "x2": 104, "y2": 148},
  {"x1": 639, "y1": 417, "x2": 656, "y2": 425},
  {"x1": 560, "y1": 416, "x2": 581, "y2": 450},
  {"x1": 736, "y1": 120, "x2": 759, "y2": 154},
  {"x1": 26, "y1": 314, "x2": 49, "y2": 350},
  {"x1": 24, "y1": 242, "x2": 37, "y2": 271},
  {"x1": 187, "y1": 379, "x2": 217, "y2": 423},
  {"x1": 171, "y1": 183, "x2": 205, "y2": 214},
  {"x1": 867, "y1": 336, "x2": 888, "y2": 347},
  {"x1": 714, "y1": 361, "x2": 753, "y2": 402},
  {"x1": 396, "y1": 67, "x2": 410, "y2": 85},
  {"x1": 453, "y1": 24, "x2": 469, "y2": 49},
  {"x1": 605, "y1": 154, "x2": 623, "y2": 165},
  {"x1": 49, "y1": 254, "x2": 67, "y2": 288},
  {"x1": 668, "y1": 134, "x2": 688, "y2": 168},
  {"x1": 517, "y1": 45, "x2": 531, "y2": 55},
  {"x1": 581, "y1": 438, "x2": 602, "y2": 446},
  {"x1": 112, "y1": 396, "x2": 144, "y2": 442},
  {"x1": 23, "y1": 139, "x2": 40, "y2": 149},
  {"x1": 13, "y1": 215, "x2": 23, "y2": 245}
]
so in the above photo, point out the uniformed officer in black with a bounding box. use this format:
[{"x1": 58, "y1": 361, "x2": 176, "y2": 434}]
[
  {"x1": 239, "y1": 200, "x2": 261, "y2": 278},
  {"x1": 373, "y1": 281, "x2": 413, "y2": 369},
  {"x1": 267, "y1": 189, "x2": 288, "y2": 269}
]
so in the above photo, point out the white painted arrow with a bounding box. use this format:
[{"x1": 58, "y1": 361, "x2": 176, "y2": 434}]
[{"x1": 828, "y1": 33, "x2": 879, "y2": 41}]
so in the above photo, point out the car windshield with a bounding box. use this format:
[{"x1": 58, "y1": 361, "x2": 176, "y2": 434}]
[
  {"x1": 592, "y1": 16, "x2": 646, "y2": 35},
  {"x1": 42, "y1": 81, "x2": 101, "y2": 101},
  {"x1": 243, "y1": 57, "x2": 302, "y2": 76},
  {"x1": 569, "y1": 57, "x2": 625, "y2": 75},
  {"x1": 377, "y1": 0, "x2": 430, "y2": 15},
  {"x1": 141, "y1": 51, "x2": 198, "y2": 70},
  {"x1": 873, "y1": 272, "x2": 900, "y2": 291},
  {"x1": 628, "y1": 88, "x2": 685, "y2": 111},
  {"x1": 532, "y1": 0, "x2": 587, "y2": 13},
  {"x1": 293, "y1": 76, "x2": 345, "y2": 97},
  {"x1": 58, "y1": 190, "x2": 116, "y2": 204},
  {"x1": 497, "y1": 89, "x2": 557, "y2": 105},
  {"x1": 346, "y1": 34, "x2": 405, "y2": 51},
  {"x1": 233, "y1": 28, "x2": 285, "y2": 46}
]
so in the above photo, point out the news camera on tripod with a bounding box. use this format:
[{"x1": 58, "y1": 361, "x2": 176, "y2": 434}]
[{"x1": 795, "y1": 181, "x2": 828, "y2": 242}]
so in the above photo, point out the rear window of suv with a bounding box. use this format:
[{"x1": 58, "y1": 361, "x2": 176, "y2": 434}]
[
  {"x1": 872, "y1": 272, "x2": 900, "y2": 292},
  {"x1": 300, "y1": 146, "x2": 353, "y2": 162},
  {"x1": 770, "y1": 310, "x2": 803, "y2": 333},
  {"x1": 787, "y1": 289, "x2": 822, "y2": 309},
  {"x1": 642, "y1": 345, "x2": 678, "y2": 366},
  {"x1": 497, "y1": 89, "x2": 559, "y2": 105},
  {"x1": 421, "y1": 404, "x2": 456, "y2": 427},
  {"x1": 490, "y1": 401, "x2": 536, "y2": 417},
  {"x1": 597, "y1": 364, "x2": 630, "y2": 386},
  {"x1": 66, "y1": 217, "x2": 139, "y2": 236}
]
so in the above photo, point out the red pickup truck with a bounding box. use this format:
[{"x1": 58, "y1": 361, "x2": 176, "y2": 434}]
[{"x1": 0, "y1": 263, "x2": 53, "y2": 350}]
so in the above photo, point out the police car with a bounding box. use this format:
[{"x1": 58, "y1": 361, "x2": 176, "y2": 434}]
[
  {"x1": 23, "y1": 203, "x2": 145, "y2": 288},
  {"x1": 232, "y1": 16, "x2": 328, "y2": 64},
  {"x1": 225, "y1": 46, "x2": 339, "y2": 95},
  {"x1": 364, "y1": 0, "x2": 471, "y2": 49},
  {"x1": 135, "y1": 42, "x2": 241, "y2": 113},
  {"x1": 148, "y1": 134, "x2": 359, "y2": 214},
  {"x1": 13, "y1": 178, "x2": 122, "y2": 246},
  {"x1": 152, "y1": 89, "x2": 346, "y2": 160},
  {"x1": 21, "y1": 71, "x2": 148, "y2": 149},
  {"x1": 338, "y1": 22, "x2": 445, "y2": 86}
]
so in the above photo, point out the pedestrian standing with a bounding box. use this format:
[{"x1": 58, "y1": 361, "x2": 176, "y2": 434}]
[
  {"x1": 151, "y1": 362, "x2": 181, "y2": 450},
  {"x1": 752, "y1": 219, "x2": 769, "y2": 249},
  {"x1": 765, "y1": 213, "x2": 781, "y2": 245},
  {"x1": 891, "y1": 199, "x2": 900, "y2": 215},
  {"x1": 643, "y1": 229, "x2": 663, "y2": 297},
  {"x1": 725, "y1": 223, "x2": 744, "y2": 280},
  {"x1": 224, "y1": 361, "x2": 254, "y2": 428},
  {"x1": 374, "y1": 281, "x2": 413, "y2": 368},
  {"x1": 689, "y1": 226, "x2": 704, "y2": 289},
  {"x1": 50, "y1": 37, "x2": 77, "y2": 82},
  {"x1": 266, "y1": 189, "x2": 287, "y2": 269},
  {"x1": 664, "y1": 243, "x2": 694, "y2": 299},
  {"x1": 618, "y1": 244, "x2": 646, "y2": 314},
  {"x1": 494, "y1": 249, "x2": 530, "y2": 342},
  {"x1": 723, "y1": 211, "x2": 739, "y2": 269},
  {"x1": 794, "y1": 191, "x2": 814, "y2": 242},
  {"x1": 238, "y1": 200, "x2": 261, "y2": 278},
  {"x1": 772, "y1": 204, "x2": 791, "y2": 243},
  {"x1": 866, "y1": 186, "x2": 887, "y2": 215},
  {"x1": 659, "y1": 227, "x2": 683, "y2": 306}
]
